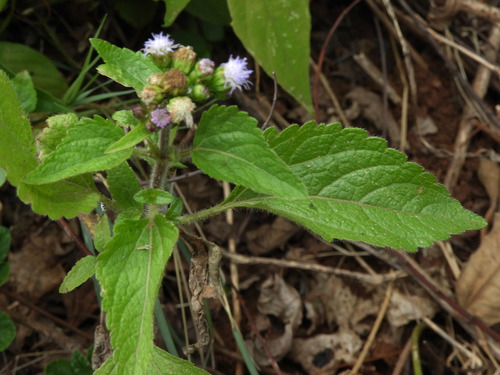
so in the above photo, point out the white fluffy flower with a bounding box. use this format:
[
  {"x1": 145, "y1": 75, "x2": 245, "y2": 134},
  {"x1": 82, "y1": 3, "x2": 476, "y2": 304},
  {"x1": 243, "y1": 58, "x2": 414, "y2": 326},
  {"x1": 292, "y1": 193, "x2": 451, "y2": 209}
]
[
  {"x1": 143, "y1": 32, "x2": 178, "y2": 56},
  {"x1": 221, "y1": 55, "x2": 253, "y2": 94}
]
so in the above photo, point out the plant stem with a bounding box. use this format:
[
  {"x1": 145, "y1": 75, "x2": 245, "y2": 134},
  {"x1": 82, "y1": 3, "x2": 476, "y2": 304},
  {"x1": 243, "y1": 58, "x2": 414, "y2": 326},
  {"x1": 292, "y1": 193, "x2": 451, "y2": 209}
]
[{"x1": 178, "y1": 202, "x2": 236, "y2": 224}]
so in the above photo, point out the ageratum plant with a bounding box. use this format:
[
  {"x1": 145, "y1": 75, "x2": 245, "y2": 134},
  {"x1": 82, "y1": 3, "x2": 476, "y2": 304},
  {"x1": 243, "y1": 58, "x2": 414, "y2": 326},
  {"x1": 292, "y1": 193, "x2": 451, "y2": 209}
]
[{"x1": 0, "y1": 32, "x2": 486, "y2": 375}]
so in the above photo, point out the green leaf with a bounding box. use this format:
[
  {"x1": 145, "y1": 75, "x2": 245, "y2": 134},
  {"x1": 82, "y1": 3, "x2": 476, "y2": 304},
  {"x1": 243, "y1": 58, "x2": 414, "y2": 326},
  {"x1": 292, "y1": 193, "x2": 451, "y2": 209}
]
[
  {"x1": 185, "y1": 0, "x2": 231, "y2": 25},
  {"x1": 96, "y1": 346, "x2": 209, "y2": 375},
  {"x1": 0, "y1": 167, "x2": 6, "y2": 186},
  {"x1": 227, "y1": 0, "x2": 312, "y2": 113},
  {"x1": 95, "y1": 215, "x2": 178, "y2": 375},
  {"x1": 105, "y1": 122, "x2": 150, "y2": 154},
  {"x1": 192, "y1": 105, "x2": 307, "y2": 199},
  {"x1": 0, "y1": 70, "x2": 38, "y2": 186},
  {"x1": 160, "y1": 0, "x2": 191, "y2": 26},
  {"x1": 23, "y1": 116, "x2": 132, "y2": 185},
  {"x1": 0, "y1": 71, "x2": 99, "y2": 219},
  {"x1": 107, "y1": 162, "x2": 142, "y2": 211},
  {"x1": 94, "y1": 215, "x2": 112, "y2": 252},
  {"x1": 0, "y1": 42, "x2": 68, "y2": 98},
  {"x1": 59, "y1": 256, "x2": 97, "y2": 294},
  {"x1": 45, "y1": 350, "x2": 93, "y2": 375},
  {"x1": 0, "y1": 263, "x2": 9, "y2": 287},
  {"x1": 133, "y1": 189, "x2": 174, "y2": 205},
  {"x1": 17, "y1": 175, "x2": 100, "y2": 220},
  {"x1": 39, "y1": 114, "x2": 79, "y2": 160},
  {"x1": 112, "y1": 110, "x2": 141, "y2": 127},
  {"x1": 0, "y1": 226, "x2": 11, "y2": 261},
  {"x1": 0, "y1": 312, "x2": 15, "y2": 351},
  {"x1": 11, "y1": 71, "x2": 37, "y2": 113},
  {"x1": 225, "y1": 122, "x2": 486, "y2": 251},
  {"x1": 90, "y1": 38, "x2": 162, "y2": 92}
]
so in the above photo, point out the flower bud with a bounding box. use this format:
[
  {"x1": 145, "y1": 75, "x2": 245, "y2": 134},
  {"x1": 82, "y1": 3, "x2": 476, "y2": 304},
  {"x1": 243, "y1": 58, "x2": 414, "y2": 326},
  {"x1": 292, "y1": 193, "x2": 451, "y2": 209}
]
[
  {"x1": 162, "y1": 69, "x2": 188, "y2": 96},
  {"x1": 190, "y1": 84, "x2": 211, "y2": 102},
  {"x1": 210, "y1": 55, "x2": 253, "y2": 96},
  {"x1": 140, "y1": 85, "x2": 163, "y2": 105},
  {"x1": 132, "y1": 105, "x2": 147, "y2": 120},
  {"x1": 189, "y1": 58, "x2": 215, "y2": 83},
  {"x1": 167, "y1": 97, "x2": 196, "y2": 128},
  {"x1": 172, "y1": 46, "x2": 196, "y2": 74}
]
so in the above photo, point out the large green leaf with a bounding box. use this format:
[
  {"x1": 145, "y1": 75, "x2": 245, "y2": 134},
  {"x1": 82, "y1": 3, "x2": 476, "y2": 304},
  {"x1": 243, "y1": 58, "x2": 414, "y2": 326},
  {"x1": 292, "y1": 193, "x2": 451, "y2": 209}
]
[
  {"x1": 192, "y1": 105, "x2": 307, "y2": 199},
  {"x1": 23, "y1": 116, "x2": 132, "y2": 185},
  {"x1": 0, "y1": 42, "x2": 68, "y2": 98},
  {"x1": 159, "y1": 0, "x2": 191, "y2": 26},
  {"x1": 107, "y1": 162, "x2": 142, "y2": 211},
  {"x1": 227, "y1": 0, "x2": 312, "y2": 113},
  {"x1": 0, "y1": 71, "x2": 99, "y2": 219},
  {"x1": 219, "y1": 121, "x2": 486, "y2": 251},
  {"x1": 95, "y1": 215, "x2": 178, "y2": 375},
  {"x1": 90, "y1": 38, "x2": 162, "y2": 92}
]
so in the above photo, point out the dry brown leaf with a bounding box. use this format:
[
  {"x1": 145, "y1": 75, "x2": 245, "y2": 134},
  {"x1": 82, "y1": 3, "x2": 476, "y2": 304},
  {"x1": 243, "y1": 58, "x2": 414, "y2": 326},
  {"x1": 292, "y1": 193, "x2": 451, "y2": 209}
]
[
  {"x1": 288, "y1": 329, "x2": 362, "y2": 374},
  {"x1": 456, "y1": 212, "x2": 500, "y2": 326},
  {"x1": 245, "y1": 216, "x2": 301, "y2": 255},
  {"x1": 478, "y1": 158, "x2": 500, "y2": 227}
]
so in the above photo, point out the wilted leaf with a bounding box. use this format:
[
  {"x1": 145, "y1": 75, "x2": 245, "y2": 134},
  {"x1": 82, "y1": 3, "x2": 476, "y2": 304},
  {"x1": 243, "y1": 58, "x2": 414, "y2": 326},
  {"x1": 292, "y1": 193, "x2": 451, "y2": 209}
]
[{"x1": 456, "y1": 212, "x2": 500, "y2": 326}]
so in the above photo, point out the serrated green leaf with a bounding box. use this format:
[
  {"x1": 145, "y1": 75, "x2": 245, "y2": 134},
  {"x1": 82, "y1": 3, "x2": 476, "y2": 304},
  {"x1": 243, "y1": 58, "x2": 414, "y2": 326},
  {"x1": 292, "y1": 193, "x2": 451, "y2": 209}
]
[
  {"x1": 11, "y1": 71, "x2": 37, "y2": 113},
  {"x1": 59, "y1": 256, "x2": 97, "y2": 294},
  {"x1": 17, "y1": 175, "x2": 100, "y2": 219},
  {"x1": 0, "y1": 71, "x2": 99, "y2": 219},
  {"x1": 134, "y1": 189, "x2": 174, "y2": 205},
  {"x1": 0, "y1": 70, "x2": 38, "y2": 186},
  {"x1": 23, "y1": 116, "x2": 132, "y2": 185},
  {"x1": 105, "y1": 122, "x2": 150, "y2": 154},
  {"x1": 227, "y1": 0, "x2": 312, "y2": 113},
  {"x1": 0, "y1": 42, "x2": 68, "y2": 98},
  {"x1": 39, "y1": 114, "x2": 79, "y2": 160},
  {"x1": 90, "y1": 38, "x2": 162, "y2": 92},
  {"x1": 226, "y1": 122, "x2": 486, "y2": 251},
  {"x1": 192, "y1": 105, "x2": 307, "y2": 199},
  {"x1": 95, "y1": 215, "x2": 178, "y2": 375},
  {"x1": 160, "y1": 0, "x2": 191, "y2": 26},
  {"x1": 107, "y1": 162, "x2": 142, "y2": 211},
  {"x1": 0, "y1": 312, "x2": 15, "y2": 351},
  {"x1": 112, "y1": 110, "x2": 141, "y2": 127},
  {"x1": 95, "y1": 345, "x2": 209, "y2": 375}
]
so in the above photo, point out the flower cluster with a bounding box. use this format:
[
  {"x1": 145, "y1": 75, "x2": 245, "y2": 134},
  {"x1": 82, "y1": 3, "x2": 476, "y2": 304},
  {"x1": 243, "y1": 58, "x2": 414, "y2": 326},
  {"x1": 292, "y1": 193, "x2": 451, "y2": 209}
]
[{"x1": 138, "y1": 32, "x2": 253, "y2": 130}]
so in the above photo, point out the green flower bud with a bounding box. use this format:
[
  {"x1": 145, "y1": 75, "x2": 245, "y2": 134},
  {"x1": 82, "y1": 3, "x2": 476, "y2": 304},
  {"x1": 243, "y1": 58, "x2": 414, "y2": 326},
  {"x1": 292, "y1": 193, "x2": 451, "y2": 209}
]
[
  {"x1": 172, "y1": 46, "x2": 197, "y2": 74},
  {"x1": 190, "y1": 84, "x2": 211, "y2": 102}
]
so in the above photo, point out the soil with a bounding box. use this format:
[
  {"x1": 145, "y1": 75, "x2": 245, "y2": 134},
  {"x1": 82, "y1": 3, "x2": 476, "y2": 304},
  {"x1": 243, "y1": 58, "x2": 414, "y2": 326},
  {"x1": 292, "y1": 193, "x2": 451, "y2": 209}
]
[{"x1": 1, "y1": 1, "x2": 499, "y2": 374}]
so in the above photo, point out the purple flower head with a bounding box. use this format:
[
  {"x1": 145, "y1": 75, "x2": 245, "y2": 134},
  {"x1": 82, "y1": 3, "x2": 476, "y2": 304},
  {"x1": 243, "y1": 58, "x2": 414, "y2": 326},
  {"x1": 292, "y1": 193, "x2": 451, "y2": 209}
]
[
  {"x1": 198, "y1": 58, "x2": 215, "y2": 76},
  {"x1": 221, "y1": 55, "x2": 253, "y2": 94},
  {"x1": 151, "y1": 108, "x2": 171, "y2": 128},
  {"x1": 143, "y1": 32, "x2": 178, "y2": 56}
]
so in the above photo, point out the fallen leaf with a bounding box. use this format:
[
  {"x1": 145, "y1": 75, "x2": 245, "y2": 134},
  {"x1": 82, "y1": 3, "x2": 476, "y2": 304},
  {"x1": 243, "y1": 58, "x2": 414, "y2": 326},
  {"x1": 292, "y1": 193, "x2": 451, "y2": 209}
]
[
  {"x1": 288, "y1": 329, "x2": 362, "y2": 373},
  {"x1": 245, "y1": 216, "x2": 301, "y2": 255},
  {"x1": 456, "y1": 212, "x2": 500, "y2": 326}
]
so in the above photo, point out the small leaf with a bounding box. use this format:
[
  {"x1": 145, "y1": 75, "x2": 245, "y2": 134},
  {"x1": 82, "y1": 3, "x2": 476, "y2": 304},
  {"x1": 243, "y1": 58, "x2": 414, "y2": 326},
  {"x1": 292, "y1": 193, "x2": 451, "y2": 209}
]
[
  {"x1": 11, "y1": 70, "x2": 37, "y2": 113},
  {"x1": 227, "y1": 0, "x2": 312, "y2": 113},
  {"x1": 192, "y1": 105, "x2": 307, "y2": 199},
  {"x1": 0, "y1": 312, "x2": 15, "y2": 351},
  {"x1": 95, "y1": 215, "x2": 178, "y2": 375},
  {"x1": 105, "y1": 122, "x2": 150, "y2": 154},
  {"x1": 133, "y1": 189, "x2": 174, "y2": 205},
  {"x1": 0, "y1": 263, "x2": 9, "y2": 287},
  {"x1": 112, "y1": 110, "x2": 141, "y2": 127},
  {"x1": 225, "y1": 122, "x2": 486, "y2": 251},
  {"x1": 108, "y1": 162, "x2": 142, "y2": 211},
  {"x1": 23, "y1": 116, "x2": 132, "y2": 185},
  {"x1": 45, "y1": 350, "x2": 93, "y2": 375},
  {"x1": 166, "y1": 197, "x2": 184, "y2": 220},
  {"x1": 90, "y1": 38, "x2": 162, "y2": 92},
  {"x1": 59, "y1": 256, "x2": 97, "y2": 294}
]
